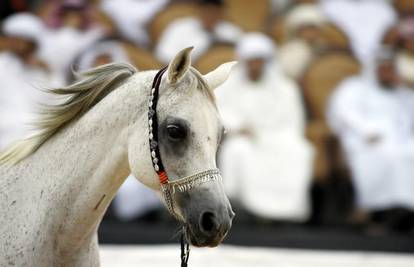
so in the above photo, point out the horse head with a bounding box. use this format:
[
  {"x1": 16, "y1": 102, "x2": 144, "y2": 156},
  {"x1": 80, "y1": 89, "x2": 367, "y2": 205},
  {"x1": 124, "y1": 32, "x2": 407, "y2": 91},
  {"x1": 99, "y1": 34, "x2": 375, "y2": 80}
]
[{"x1": 129, "y1": 47, "x2": 236, "y2": 247}]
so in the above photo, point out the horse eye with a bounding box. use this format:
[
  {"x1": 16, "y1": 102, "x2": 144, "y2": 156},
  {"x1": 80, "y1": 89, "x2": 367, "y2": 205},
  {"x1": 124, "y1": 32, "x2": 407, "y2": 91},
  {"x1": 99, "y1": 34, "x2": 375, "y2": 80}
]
[{"x1": 167, "y1": 125, "x2": 186, "y2": 140}]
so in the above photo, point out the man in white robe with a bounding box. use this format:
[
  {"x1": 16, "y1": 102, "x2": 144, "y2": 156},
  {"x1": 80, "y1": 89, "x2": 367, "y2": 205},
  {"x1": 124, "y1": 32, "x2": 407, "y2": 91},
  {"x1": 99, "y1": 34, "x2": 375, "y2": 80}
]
[
  {"x1": 327, "y1": 50, "x2": 414, "y2": 216},
  {"x1": 155, "y1": 0, "x2": 242, "y2": 64},
  {"x1": 38, "y1": 2, "x2": 105, "y2": 85},
  {"x1": 0, "y1": 13, "x2": 58, "y2": 149},
  {"x1": 100, "y1": 0, "x2": 169, "y2": 47},
  {"x1": 217, "y1": 33, "x2": 314, "y2": 222},
  {"x1": 76, "y1": 40, "x2": 131, "y2": 71},
  {"x1": 321, "y1": 0, "x2": 396, "y2": 69},
  {"x1": 278, "y1": 3, "x2": 327, "y2": 80}
]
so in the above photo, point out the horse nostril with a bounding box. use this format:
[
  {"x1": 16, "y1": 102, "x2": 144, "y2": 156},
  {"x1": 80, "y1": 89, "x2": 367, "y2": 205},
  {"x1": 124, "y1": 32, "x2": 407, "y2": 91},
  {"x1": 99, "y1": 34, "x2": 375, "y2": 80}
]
[{"x1": 200, "y1": 211, "x2": 216, "y2": 233}]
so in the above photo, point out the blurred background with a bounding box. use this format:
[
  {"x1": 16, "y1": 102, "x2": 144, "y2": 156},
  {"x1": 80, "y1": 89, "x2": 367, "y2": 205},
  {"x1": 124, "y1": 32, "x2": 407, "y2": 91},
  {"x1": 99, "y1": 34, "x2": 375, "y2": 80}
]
[{"x1": 0, "y1": 0, "x2": 414, "y2": 265}]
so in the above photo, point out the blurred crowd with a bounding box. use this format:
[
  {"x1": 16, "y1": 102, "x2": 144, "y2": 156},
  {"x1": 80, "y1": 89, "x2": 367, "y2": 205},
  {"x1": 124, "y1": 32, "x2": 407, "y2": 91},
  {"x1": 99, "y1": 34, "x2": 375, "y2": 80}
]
[{"x1": 1, "y1": 0, "x2": 414, "y2": 235}]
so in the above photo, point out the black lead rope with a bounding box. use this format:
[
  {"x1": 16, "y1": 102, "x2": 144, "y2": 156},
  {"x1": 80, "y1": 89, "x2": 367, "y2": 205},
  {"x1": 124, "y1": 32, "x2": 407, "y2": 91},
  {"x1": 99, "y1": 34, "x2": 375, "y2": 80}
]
[{"x1": 180, "y1": 226, "x2": 190, "y2": 267}]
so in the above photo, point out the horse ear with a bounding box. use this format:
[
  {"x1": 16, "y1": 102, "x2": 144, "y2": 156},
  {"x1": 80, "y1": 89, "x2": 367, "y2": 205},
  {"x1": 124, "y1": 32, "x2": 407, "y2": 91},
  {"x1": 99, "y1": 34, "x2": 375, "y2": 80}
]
[
  {"x1": 167, "y1": 46, "x2": 193, "y2": 84},
  {"x1": 204, "y1": 61, "x2": 237, "y2": 90}
]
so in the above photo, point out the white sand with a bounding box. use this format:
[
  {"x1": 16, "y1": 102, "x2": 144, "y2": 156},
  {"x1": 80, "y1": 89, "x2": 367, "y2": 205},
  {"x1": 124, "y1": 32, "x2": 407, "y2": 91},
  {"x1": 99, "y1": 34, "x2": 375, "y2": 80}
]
[{"x1": 100, "y1": 245, "x2": 414, "y2": 267}]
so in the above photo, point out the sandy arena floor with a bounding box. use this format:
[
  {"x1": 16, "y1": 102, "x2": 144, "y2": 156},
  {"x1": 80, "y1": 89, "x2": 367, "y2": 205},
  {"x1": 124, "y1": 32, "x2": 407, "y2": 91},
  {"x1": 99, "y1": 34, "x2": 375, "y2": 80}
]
[{"x1": 100, "y1": 245, "x2": 414, "y2": 267}]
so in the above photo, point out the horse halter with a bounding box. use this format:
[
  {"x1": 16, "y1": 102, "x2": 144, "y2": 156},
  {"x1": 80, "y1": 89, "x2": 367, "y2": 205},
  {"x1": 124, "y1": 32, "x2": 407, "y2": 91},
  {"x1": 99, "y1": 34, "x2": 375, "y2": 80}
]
[
  {"x1": 147, "y1": 67, "x2": 222, "y2": 266},
  {"x1": 147, "y1": 67, "x2": 222, "y2": 218}
]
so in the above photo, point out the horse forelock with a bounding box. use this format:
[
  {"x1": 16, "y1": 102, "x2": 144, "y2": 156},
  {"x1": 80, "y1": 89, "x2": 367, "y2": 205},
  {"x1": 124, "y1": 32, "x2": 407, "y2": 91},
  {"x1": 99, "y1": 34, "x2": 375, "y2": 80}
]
[{"x1": 0, "y1": 63, "x2": 137, "y2": 166}]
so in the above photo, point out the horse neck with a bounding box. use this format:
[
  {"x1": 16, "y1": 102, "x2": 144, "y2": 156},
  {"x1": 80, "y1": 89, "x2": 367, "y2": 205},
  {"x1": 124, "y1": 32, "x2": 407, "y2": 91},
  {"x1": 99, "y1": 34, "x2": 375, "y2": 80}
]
[{"x1": 30, "y1": 71, "x2": 153, "y2": 256}]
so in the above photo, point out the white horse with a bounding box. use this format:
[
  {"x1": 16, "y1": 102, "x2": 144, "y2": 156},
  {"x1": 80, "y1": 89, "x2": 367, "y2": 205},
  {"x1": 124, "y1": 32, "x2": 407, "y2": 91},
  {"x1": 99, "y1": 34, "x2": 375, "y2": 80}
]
[{"x1": 0, "y1": 47, "x2": 236, "y2": 266}]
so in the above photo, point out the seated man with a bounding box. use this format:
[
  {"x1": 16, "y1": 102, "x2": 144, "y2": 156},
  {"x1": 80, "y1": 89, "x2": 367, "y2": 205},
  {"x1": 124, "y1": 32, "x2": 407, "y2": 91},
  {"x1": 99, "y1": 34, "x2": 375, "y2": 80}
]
[
  {"x1": 279, "y1": 3, "x2": 328, "y2": 80},
  {"x1": 100, "y1": 0, "x2": 169, "y2": 47},
  {"x1": 327, "y1": 48, "x2": 414, "y2": 232},
  {"x1": 321, "y1": 0, "x2": 396, "y2": 67},
  {"x1": 39, "y1": 0, "x2": 105, "y2": 85},
  {"x1": 155, "y1": 0, "x2": 242, "y2": 64},
  {"x1": 0, "y1": 13, "x2": 57, "y2": 149},
  {"x1": 70, "y1": 39, "x2": 131, "y2": 82},
  {"x1": 217, "y1": 33, "x2": 314, "y2": 222}
]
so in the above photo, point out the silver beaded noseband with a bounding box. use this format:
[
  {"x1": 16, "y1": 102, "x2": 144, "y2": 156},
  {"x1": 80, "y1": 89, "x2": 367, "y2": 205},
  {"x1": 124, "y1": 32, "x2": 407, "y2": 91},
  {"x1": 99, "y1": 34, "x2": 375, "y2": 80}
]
[
  {"x1": 148, "y1": 67, "x2": 222, "y2": 219},
  {"x1": 161, "y1": 169, "x2": 222, "y2": 218}
]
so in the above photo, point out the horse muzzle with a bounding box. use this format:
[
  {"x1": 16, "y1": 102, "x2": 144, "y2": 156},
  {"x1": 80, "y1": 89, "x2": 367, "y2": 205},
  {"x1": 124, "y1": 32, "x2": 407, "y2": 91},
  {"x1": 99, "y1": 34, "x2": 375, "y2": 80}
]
[
  {"x1": 183, "y1": 202, "x2": 235, "y2": 247},
  {"x1": 170, "y1": 169, "x2": 235, "y2": 247}
]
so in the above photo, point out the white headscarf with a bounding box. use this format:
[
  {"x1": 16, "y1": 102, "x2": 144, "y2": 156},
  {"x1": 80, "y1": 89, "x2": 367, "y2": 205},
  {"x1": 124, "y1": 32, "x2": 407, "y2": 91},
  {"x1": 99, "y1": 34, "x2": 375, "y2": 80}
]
[
  {"x1": 2, "y1": 13, "x2": 45, "y2": 42},
  {"x1": 236, "y1": 32, "x2": 276, "y2": 61},
  {"x1": 77, "y1": 40, "x2": 130, "y2": 71},
  {"x1": 285, "y1": 4, "x2": 327, "y2": 35}
]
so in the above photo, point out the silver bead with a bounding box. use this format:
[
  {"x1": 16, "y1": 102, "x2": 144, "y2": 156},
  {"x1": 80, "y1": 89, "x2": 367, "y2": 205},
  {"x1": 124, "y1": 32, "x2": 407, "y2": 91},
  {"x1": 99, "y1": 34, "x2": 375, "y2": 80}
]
[
  {"x1": 153, "y1": 158, "x2": 158, "y2": 164},
  {"x1": 149, "y1": 133, "x2": 153, "y2": 140},
  {"x1": 149, "y1": 119, "x2": 153, "y2": 126},
  {"x1": 150, "y1": 140, "x2": 157, "y2": 149},
  {"x1": 151, "y1": 88, "x2": 155, "y2": 94},
  {"x1": 154, "y1": 164, "x2": 159, "y2": 171},
  {"x1": 151, "y1": 151, "x2": 156, "y2": 158},
  {"x1": 148, "y1": 101, "x2": 153, "y2": 107}
]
